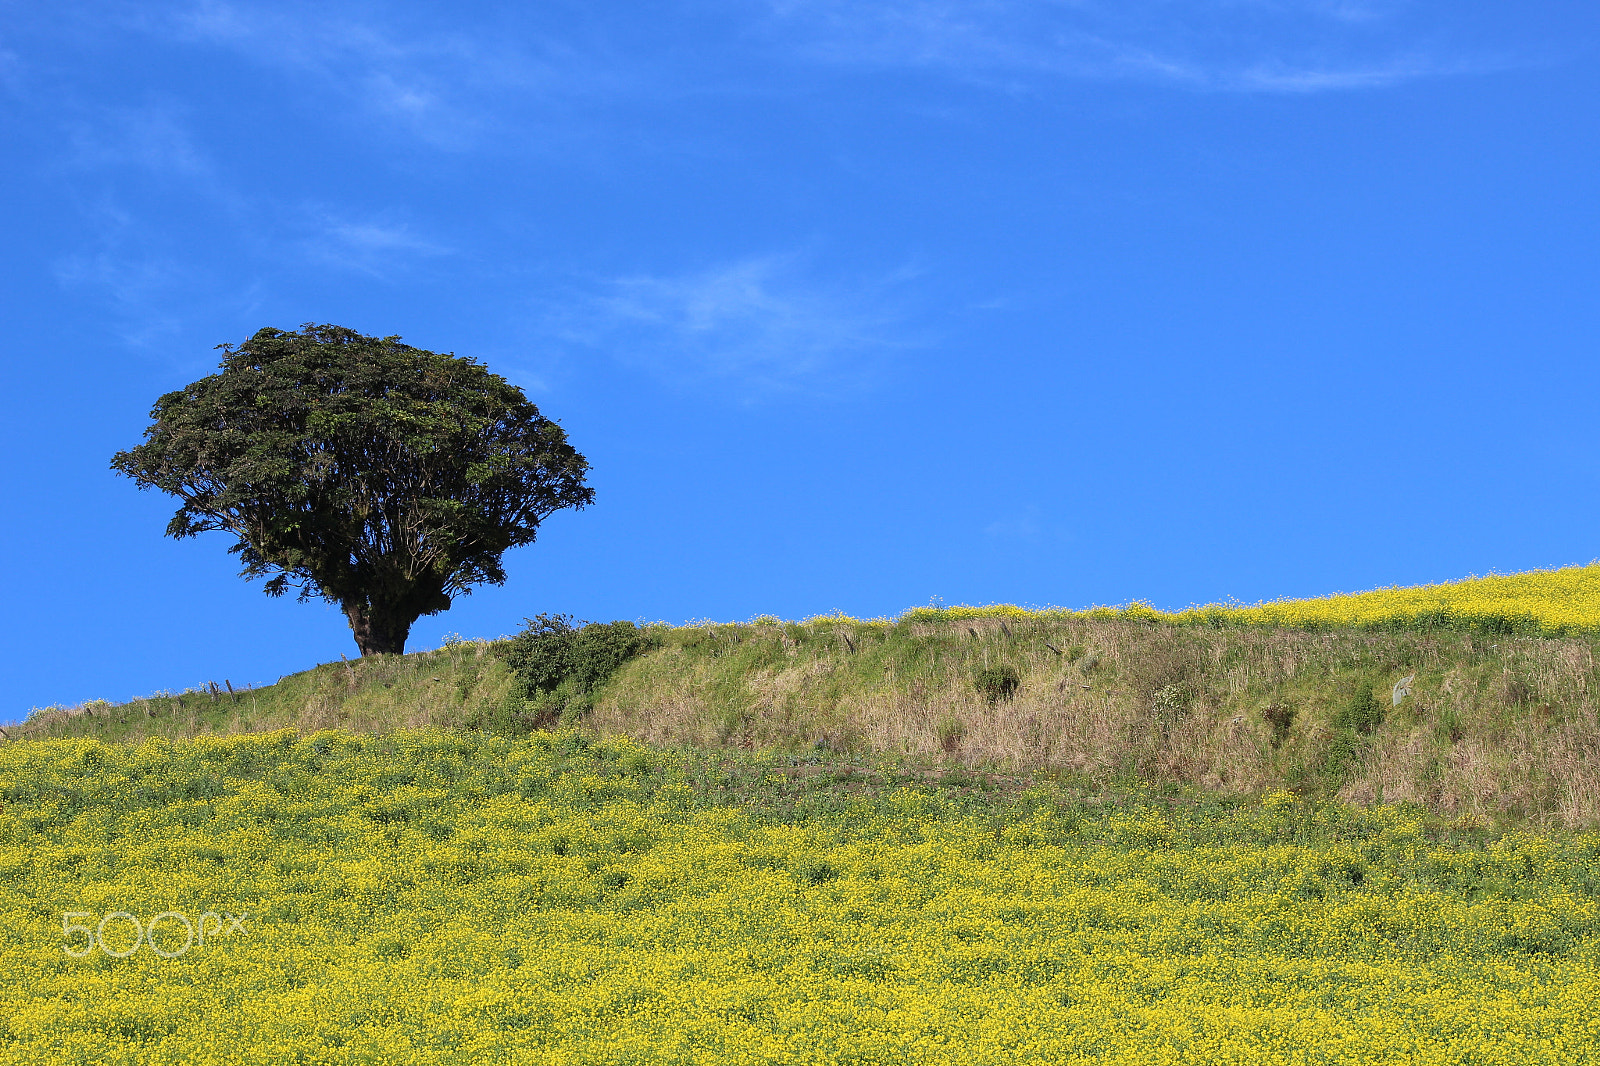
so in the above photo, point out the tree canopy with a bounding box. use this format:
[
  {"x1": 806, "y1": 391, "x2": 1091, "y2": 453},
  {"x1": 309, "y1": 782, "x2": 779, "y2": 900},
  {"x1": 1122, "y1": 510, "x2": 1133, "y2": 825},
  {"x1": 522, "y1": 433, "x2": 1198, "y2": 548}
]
[{"x1": 111, "y1": 323, "x2": 593, "y2": 656}]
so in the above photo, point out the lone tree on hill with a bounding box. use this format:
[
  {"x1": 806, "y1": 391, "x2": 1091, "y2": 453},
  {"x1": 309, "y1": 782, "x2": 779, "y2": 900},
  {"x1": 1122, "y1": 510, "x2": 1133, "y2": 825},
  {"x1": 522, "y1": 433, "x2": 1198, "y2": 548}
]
[{"x1": 112, "y1": 324, "x2": 594, "y2": 656}]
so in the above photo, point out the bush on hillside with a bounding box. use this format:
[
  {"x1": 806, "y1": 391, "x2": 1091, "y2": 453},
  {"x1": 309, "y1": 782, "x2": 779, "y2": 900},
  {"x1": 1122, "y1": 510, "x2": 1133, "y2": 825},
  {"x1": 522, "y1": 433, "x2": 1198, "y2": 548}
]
[
  {"x1": 1332, "y1": 685, "x2": 1385, "y2": 736},
  {"x1": 973, "y1": 664, "x2": 1021, "y2": 704},
  {"x1": 1321, "y1": 682, "x2": 1386, "y2": 783},
  {"x1": 500, "y1": 614, "x2": 655, "y2": 727}
]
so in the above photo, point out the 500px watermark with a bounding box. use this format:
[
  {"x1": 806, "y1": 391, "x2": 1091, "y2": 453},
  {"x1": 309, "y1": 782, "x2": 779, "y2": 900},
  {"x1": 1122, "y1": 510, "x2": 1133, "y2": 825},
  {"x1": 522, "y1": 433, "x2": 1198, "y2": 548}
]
[{"x1": 62, "y1": 911, "x2": 249, "y2": 958}]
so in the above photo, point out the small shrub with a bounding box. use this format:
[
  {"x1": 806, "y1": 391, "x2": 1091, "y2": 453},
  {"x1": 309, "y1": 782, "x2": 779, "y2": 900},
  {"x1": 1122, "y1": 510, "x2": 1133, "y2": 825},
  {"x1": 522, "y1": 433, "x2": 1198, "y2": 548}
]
[
  {"x1": 973, "y1": 665, "x2": 1021, "y2": 704},
  {"x1": 501, "y1": 613, "x2": 579, "y2": 693},
  {"x1": 1320, "y1": 683, "x2": 1384, "y2": 782},
  {"x1": 1261, "y1": 704, "x2": 1296, "y2": 747},
  {"x1": 1332, "y1": 685, "x2": 1385, "y2": 736},
  {"x1": 1324, "y1": 728, "x2": 1363, "y2": 782}
]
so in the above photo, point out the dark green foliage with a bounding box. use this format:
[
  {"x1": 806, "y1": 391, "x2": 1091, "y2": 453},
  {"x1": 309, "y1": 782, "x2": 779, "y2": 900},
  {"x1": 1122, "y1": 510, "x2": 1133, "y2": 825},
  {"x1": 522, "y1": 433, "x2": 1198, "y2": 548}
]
[
  {"x1": 1324, "y1": 728, "x2": 1363, "y2": 782},
  {"x1": 110, "y1": 324, "x2": 593, "y2": 656},
  {"x1": 1332, "y1": 685, "x2": 1385, "y2": 736},
  {"x1": 973, "y1": 664, "x2": 1021, "y2": 704},
  {"x1": 501, "y1": 614, "x2": 655, "y2": 724},
  {"x1": 1320, "y1": 683, "x2": 1386, "y2": 782},
  {"x1": 502, "y1": 614, "x2": 581, "y2": 693}
]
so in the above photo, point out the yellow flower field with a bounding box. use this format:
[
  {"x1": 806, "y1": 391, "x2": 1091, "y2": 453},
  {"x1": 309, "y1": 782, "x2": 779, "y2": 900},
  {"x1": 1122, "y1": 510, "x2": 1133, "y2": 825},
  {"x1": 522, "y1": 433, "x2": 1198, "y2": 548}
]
[
  {"x1": 889, "y1": 563, "x2": 1600, "y2": 637},
  {"x1": 2, "y1": 730, "x2": 1598, "y2": 1064}
]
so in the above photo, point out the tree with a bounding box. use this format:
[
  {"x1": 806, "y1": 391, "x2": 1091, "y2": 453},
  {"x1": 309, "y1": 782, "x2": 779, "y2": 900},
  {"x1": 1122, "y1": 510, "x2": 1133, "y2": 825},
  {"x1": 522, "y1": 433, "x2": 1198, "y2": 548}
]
[{"x1": 111, "y1": 323, "x2": 594, "y2": 656}]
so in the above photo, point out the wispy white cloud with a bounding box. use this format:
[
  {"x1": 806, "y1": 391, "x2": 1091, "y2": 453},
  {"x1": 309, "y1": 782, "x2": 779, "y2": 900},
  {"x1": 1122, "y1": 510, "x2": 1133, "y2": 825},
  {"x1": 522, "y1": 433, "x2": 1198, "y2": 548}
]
[
  {"x1": 46, "y1": 176, "x2": 267, "y2": 352},
  {"x1": 54, "y1": 94, "x2": 449, "y2": 279},
  {"x1": 165, "y1": 1, "x2": 469, "y2": 145},
  {"x1": 54, "y1": 249, "x2": 189, "y2": 348},
  {"x1": 51, "y1": 195, "x2": 264, "y2": 353},
  {"x1": 158, "y1": 0, "x2": 633, "y2": 150},
  {"x1": 1232, "y1": 54, "x2": 1456, "y2": 91},
  {"x1": 29, "y1": 0, "x2": 1517, "y2": 180},
  {"x1": 547, "y1": 254, "x2": 920, "y2": 400},
  {"x1": 758, "y1": 0, "x2": 1504, "y2": 93},
  {"x1": 301, "y1": 212, "x2": 451, "y2": 278},
  {"x1": 67, "y1": 104, "x2": 213, "y2": 180}
]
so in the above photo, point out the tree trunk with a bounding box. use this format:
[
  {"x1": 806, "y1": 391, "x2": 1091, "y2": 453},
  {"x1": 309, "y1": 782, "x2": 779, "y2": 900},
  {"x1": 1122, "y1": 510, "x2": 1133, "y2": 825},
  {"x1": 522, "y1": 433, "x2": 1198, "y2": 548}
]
[{"x1": 344, "y1": 601, "x2": 414, "y2": 657}]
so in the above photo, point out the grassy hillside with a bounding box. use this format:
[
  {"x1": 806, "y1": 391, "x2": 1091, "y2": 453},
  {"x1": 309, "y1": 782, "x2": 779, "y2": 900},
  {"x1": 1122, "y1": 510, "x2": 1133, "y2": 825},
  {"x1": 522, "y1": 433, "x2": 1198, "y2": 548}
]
[
  {"x1": 9, "y1": 570, "x2": 1600, "y2": 1064},
  {"x1": 589, "y1": 614, "x2": 1600, "y2": 826},
  {"x1": 13, "y1": 640, "x2": 524, "y2": 740},
  {"x1": 15, "y1": 567, "x2": 1600, "y2": 827}
]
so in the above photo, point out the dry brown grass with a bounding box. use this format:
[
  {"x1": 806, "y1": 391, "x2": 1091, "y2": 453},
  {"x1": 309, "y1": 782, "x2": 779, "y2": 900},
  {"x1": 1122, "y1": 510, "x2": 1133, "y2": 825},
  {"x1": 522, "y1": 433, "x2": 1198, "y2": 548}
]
[{"x1": 590, "y1": 617, "x2": 1600, "y2": 827}]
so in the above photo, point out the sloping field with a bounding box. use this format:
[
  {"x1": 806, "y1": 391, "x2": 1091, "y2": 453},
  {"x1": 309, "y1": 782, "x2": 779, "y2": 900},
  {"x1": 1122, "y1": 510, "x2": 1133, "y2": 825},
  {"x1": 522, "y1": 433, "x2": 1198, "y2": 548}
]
[
  {"x1": 16, "y1": 567, "x2": 1600, "y2": 825},
  {"x1": 591, "y1": 618, "x2": 1600, "y2": 827},
  {"x1": 891, "y1": 563, "x2": 1600, "y2": 637},
  {"x1": 1, "y1": 730, "x2": 1598, "y2": 1065},
  {"x1": 1132, "y1": 562, "x2": 1600, "y2": 635}
]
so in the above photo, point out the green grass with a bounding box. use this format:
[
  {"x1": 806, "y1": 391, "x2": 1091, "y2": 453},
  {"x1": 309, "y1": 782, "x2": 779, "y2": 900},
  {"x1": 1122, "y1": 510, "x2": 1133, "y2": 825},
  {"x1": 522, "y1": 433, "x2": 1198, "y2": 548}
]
[
  {"x1": 17, "y1": 612, "x2": 1600, "y2": 828},
  {"x1": 17, "y1": 640, "x2": 522, "y2": 741}
]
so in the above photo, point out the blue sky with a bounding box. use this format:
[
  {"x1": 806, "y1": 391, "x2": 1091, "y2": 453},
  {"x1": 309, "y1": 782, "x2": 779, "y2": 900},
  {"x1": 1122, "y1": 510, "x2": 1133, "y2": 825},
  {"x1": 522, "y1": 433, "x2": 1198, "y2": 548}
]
[{"x1": 3, "y1": 1, "x2": 1598, "y2": 719}]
